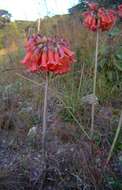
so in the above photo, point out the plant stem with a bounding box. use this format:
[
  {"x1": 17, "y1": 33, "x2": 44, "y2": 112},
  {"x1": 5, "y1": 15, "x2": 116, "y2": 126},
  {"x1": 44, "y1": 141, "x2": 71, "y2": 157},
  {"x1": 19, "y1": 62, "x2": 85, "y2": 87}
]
[
  {"x1": 91, "y1": 29, "x2": 99, "y2": 138},
  {"x1": 42, "y1": 72, "x2": 48, "y2": 158},
  {"x1": 37, "y1": 18, "x2": 41, "y2": 33},
  {"x1": 106, "y1": 111, "x2": 122, "y2": 165}
]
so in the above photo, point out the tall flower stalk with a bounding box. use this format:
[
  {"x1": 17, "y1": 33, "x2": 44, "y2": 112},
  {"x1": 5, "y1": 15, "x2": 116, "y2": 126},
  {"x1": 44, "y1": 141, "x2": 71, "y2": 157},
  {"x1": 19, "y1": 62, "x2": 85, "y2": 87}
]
[
  {"x1": 81, "y1": 2, "x2": 117, "y2": 138},
  {"x1": 21, "y1": 33, "x2": 75, "y2": 158},
  {"x1": 42, "y1": 72, "x2": 48, "y2": 158},
  {"x1": 91, "y1": 29, "x2": 99, "y2": 138}
]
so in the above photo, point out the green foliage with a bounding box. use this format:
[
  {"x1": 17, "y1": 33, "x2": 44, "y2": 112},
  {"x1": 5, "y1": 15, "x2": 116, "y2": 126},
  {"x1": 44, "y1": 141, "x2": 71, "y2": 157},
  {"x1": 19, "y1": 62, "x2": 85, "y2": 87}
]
[
  {"x1": 69, "y1": 1, "x2": 86, "y2": 14},
  {"x1": 0, "y1": 81, "x2": 23, "y2": 96},
  {"x1": 96, "y1": 0, "x2": 121, "y2": 8},
  {"x1": 58, "y1": 60, "x2": 92, "y2": 123},
  {"x1": 110, "y1": 114, "x2": 122, "y2": 152},
  {"x1": 97, "y1": 28, "x2": 122, "y2": 99},
  {"x1": 0, "y1": 10, "x2": 11, "y2": 18},
  {"x1": 106, "y1": 176, "x2": 122, "y2": 190},
  {"x1": 114, "y1": 46, "x2": 122, "y2": 71},
  {"x1": 0, "y1": 31, "x2": 4, "y2": 49},
  {"x1": 0, "y1": 9, "x2": 11, "y2": 29}
]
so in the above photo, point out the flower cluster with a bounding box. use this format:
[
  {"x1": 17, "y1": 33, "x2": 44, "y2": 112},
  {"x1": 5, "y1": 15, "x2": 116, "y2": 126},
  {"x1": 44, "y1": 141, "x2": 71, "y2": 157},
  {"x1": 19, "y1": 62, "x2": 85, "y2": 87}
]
[
  {"x1": 22, "y1": 34, "x2": 75, "y2": 74},
  {"x1": 82, "y1": 2, "x2": 117, "y2": 32}
]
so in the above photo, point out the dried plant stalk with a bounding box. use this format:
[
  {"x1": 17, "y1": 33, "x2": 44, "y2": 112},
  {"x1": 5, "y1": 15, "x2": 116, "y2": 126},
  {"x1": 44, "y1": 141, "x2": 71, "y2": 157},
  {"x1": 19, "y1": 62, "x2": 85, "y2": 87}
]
[
  {"x1": 42, "y1": 73, "x2": 48, "y2": 158},
  {"x1": 91, "y1": 29, "x2": 99, "y2": 138},
  {"x1": 37, "y1": 18, "x2": 41, "y2": 33},
  {"x1": 106, "y1": 111, "x2": 122, "y2": 165}
]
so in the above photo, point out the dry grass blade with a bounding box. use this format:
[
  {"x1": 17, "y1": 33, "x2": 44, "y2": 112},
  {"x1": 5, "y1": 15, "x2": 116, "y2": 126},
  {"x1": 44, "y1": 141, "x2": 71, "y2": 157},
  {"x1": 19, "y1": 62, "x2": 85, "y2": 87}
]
[
  {"x1": 106, "y1": 110, "x2": 122, "y2": 165},
  {"x1": 91, "y1": 29, "x2": 99, "y2": 138},
  {"x1": 16, "y1": 72, "x2": 44, "y2": 87}
]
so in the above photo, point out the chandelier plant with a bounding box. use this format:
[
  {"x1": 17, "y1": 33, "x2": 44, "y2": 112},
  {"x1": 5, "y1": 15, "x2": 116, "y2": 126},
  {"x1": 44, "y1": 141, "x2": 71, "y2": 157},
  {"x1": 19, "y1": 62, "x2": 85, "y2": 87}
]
[
  {"x1": 21, "y1": 33, "x2": 75, "y2": 157},
  {"x1": 81, "y1": 2, "x2": 121, "y2": 138}
]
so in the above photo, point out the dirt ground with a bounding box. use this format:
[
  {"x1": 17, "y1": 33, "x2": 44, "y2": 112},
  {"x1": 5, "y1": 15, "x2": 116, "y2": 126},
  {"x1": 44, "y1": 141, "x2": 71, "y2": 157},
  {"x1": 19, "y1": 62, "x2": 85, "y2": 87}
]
[{"x1": 0, "y1": 96, "x2": 122, "y2": 190}]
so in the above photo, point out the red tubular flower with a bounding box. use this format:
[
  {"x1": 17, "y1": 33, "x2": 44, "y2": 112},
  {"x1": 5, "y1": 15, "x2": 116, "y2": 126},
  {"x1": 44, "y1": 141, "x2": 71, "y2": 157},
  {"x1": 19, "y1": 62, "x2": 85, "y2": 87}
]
[
  {"x1": 47, "y1": 49, "x2": 57, "y2": 71},
  {"x1": 40, "y1": 50, "x2": 48, "y2": 71},
  {"x1": 21, "y1": 34, "x2": 75, "y2": 74},
  {"x1": 62, "y1": 47, "x2": 75, "y2": 61},
  {"x1": 47, "y1": 61, "x2": 57, "y2": 72},
  {"x1": 21, "y1": 52, "x2": 32, "y2": 65},
  {"x1": 30, "y1": 63, "x2": 38, "y2": 72},
  {"x1": 83, "y1": 14, "x2": 93, "y2": 29},
  {"x1": 83, "y1": 13, "x2": 98, "y2": 32},
  {"x1": 98, "y1": 9, "x2": 117, "y2": 31},
  {"x1": 59, "y1": 55, "x2": 70, "y2": 67},
  {"x1": 29, "y1": 53, "x2": 40, "y2": 72},
  {"x1": 47, "y1": 49, "x2": 55, "y2": 64},
  {"x1": 90, "y1": 16, "x2": 97, "y2": 31}
]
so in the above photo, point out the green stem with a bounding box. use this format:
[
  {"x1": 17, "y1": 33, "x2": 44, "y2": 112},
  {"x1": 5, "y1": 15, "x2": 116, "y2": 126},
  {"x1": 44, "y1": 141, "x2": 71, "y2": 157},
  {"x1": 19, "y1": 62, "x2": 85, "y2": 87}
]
[
  {"x1": 91, "y1": 29, "x2": 99, "y2": 138},
  {"x1": 106, "y1": 111, "x2": 122, "y2": 165}
]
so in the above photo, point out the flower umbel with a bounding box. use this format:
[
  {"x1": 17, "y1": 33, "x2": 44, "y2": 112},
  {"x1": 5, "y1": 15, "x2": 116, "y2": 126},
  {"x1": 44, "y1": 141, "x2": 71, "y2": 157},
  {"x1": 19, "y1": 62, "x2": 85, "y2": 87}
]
[
  {"x1": 82, "y1": 2, "x2": 117, "y2": 32},
  {"x1": 22, "y1": 34, "x2": 75, "y2": 74}
]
